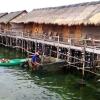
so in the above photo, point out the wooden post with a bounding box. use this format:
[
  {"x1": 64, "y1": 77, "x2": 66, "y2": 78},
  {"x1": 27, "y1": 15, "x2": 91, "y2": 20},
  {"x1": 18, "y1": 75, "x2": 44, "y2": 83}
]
[
  {"x1": 10, "y1": 37, "x2": 12, "y2": 46},
  {"x1": 57, "y1": 35, "x2": 59, "y2": 59},
  {"x1": 6, "y1": 36, "x2": 8, "y2": 46},
  {"x1": 97, "y1": 54, "x2": 100, "y2": 67},
  {"x1": 31, "y1": 41, "x2": 34, "y2": 52},
  {"x1": 67, "y1": 38, "x2": 71, "y2": 64},
  {"x1": 22, "y1": 32, "x2": 24, "y2": 53},
  {"x1": 41, "y1": 34, "x2": 45, "y2": 64},
  {"x1": 23, "y1": 40, "x2": 25, "y2": 52},
  {"x1": 34, "y1": 32, "x2": 37, "y2": 53},
  {"x1": 5, "y1": 36, "x2": 7, "y2": 46},
  {"x1": 92, "y1": 39, "x2": 95, "y2": 69},
  {"x1": 92, "y1": 39, "x2": 96, "y2": 71},
  {"x1": 2, "y1": 36, "x2": 3, "y2": 44},
  {"x1": 50, "y1": 47, "x2": 52, "y2": 57},
  {"x1": 26, "y1": 40, "x2": 29, "y2": 56},
  {"x1": 35, "y1": 41, "x2": 37, "y2": 53},
  {"x1": 82, "y1": 39, "x2": 86, "y2": 76},
  {"x1": 16, "y1": 37, "x2": 18, "y2": 50}
]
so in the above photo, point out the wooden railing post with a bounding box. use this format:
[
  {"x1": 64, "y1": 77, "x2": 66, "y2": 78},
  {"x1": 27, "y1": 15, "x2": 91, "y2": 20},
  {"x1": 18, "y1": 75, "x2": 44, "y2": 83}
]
[
  {"x1": 82, "y1": 39, "x2": 86, "y2": 76},
  {"x1": 41, "y1": 34, "x2": 45, "y2": 63},
  {"x1": 67, "y1": 38, "x2": 71, "y2": 64},
  {"x1": 22, "y1": 32, "x2": 24, "y2": 52},
  {"x1": 10, "y1": 36, "x2": 12, "y2": 46},
  {"x1": 57, "y1": 35, "x2": 59, "y2": 59},
  {"x1": 92, "y1": 39, "x2": 95, "y2": 70}
]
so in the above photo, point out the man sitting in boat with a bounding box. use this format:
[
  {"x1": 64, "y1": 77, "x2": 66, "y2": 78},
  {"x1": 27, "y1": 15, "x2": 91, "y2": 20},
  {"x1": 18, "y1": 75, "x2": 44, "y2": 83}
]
[{"x1": 31, "y1": 51, "x2": 41, "y2": 70}]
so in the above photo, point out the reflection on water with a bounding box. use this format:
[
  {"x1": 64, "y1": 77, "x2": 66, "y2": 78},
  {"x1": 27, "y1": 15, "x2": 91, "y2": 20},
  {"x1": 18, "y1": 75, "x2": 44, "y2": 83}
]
[
  {"x1": 0, "y1": 47, "x2": 100, "y2": 100},
  {"x1": 0, "y1": 67, "x2": 99, "y2": 100},
  {"x1": 0, "y1": 67, "x2": 62, "y2": 100},
  {"x1": 0, "y1": 46, "x2": 26, "y2": 59}
]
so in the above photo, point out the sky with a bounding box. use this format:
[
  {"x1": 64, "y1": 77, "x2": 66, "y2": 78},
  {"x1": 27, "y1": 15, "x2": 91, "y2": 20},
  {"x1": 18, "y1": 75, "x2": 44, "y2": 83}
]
[{"x1": 0, "y1": 0, "x2": 99, "y2": 12}]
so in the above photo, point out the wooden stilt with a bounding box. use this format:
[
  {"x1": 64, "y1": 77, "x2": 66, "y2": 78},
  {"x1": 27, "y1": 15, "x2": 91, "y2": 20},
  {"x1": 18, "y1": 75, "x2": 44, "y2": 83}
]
[
  {"x1": 67, "y1": 38, "x2": 71, "y2": 64},
  {"x1": 82, "y1": 39, "x2": 86, "y2": 76},
  {"x1": 57, "y1": 35, "x2": 59, "y2": 60}
]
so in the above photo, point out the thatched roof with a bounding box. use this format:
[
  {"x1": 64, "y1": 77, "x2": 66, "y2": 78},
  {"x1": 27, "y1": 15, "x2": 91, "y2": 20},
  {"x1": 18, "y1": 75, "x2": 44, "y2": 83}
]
[
  {"x1": 0, "y1": 10, "x2": 27, "y2": 24},
  {"x1": 11, "y1": 1, "x2": 100, "y2": 26},
  {"x1": 0, "y1": 13, "x2": 8, "y2": 18}
]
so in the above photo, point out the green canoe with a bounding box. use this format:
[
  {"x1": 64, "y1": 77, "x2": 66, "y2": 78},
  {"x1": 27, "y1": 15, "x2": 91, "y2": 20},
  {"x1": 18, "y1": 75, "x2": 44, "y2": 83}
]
[{"x1": 0, "y1": 59, "x2": 28, "y2": 66}]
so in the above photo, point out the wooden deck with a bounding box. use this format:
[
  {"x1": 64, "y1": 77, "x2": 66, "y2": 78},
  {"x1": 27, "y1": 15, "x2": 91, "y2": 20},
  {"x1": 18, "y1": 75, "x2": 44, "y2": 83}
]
[
  {"x1": 0, "y1": 33, "x2": 99, "y2": 55},
  {"x1": 0, "y1": 33, "x2": 100, "y2": 76}
]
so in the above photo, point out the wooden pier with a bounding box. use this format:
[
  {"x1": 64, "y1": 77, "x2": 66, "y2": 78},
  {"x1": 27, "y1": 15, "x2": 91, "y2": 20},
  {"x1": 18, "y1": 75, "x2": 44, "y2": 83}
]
[{"x1": 0, "y1": 32, "x2": 100, "y2": 76}]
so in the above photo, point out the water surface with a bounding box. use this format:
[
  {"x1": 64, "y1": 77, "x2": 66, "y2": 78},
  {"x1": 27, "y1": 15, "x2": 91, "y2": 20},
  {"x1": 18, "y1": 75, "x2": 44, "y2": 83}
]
[{"x1": 0, "y1": 47, "x2": 100, "y2": 100}]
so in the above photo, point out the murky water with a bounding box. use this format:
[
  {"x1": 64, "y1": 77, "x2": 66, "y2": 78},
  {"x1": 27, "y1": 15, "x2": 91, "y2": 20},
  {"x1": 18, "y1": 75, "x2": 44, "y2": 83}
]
[{"x1": 0, "y1": 46, "x2": 100, "y2": 100}]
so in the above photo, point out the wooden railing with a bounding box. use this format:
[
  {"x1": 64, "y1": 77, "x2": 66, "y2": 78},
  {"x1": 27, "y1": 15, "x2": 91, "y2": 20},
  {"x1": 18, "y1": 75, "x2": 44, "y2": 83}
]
[{"x1": 0, "y1": 30, "x2": 100, "y2": 49}]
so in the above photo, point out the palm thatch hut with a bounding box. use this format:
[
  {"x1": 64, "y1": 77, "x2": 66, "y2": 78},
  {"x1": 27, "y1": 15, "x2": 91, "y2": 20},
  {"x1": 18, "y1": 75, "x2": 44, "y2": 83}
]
[
  {"x1": 11, "y1": 1, "x2": 100, "y2": 40},
  {"x1": 0, "y1": 13, "x2": 8, "y2": 32},
  {"x1": 0, "y1": 10, "x2": 27, "y2": 36}
]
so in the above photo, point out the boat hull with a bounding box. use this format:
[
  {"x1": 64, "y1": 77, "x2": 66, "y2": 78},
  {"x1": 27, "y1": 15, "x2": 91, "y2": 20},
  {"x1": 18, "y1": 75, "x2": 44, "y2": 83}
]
[
  {"x1": 41, "y1": 61, "x2": 67, "y2": 72},
  {"x1": 23, "y1": 60, "x2": 67, "y2": 72}
]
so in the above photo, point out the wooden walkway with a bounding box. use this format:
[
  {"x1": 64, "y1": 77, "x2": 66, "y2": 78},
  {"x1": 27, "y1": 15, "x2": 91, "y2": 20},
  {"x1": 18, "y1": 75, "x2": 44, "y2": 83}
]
[
  {"x1": 1, "y1": 34, "x2": 99, "y2": 55},
  {"x1": 0, "y1": 33, "x2": 100, "y2": 76}
]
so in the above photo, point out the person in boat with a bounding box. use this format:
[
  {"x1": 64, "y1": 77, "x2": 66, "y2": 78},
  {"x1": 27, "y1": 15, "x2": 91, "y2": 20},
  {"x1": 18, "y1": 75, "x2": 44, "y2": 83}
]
[
  {"x1": 0, "y1": 58, "x2": 9, "y2": 63},
  {"x1": 31, "y1": 51, "x2": 41, "y2": 70}
]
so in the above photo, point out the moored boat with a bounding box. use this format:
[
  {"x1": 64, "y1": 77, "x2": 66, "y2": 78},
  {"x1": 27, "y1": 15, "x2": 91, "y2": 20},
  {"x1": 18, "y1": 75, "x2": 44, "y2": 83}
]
[
  {"x1": 0, "y1": 58, "x2": 28, "y2": 66},
  {"x1": 22, "y1": 57, "x2": 67, "y2": 72}
]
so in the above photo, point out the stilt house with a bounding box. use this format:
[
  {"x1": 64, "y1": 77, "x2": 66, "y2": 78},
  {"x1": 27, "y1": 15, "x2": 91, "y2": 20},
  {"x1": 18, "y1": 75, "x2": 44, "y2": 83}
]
[
  {"x1": 0, "y1": 10, "x2": 27, "y2": 36},
  {"x1": 0, "y1": 13, "x2": 8, "y2": 32},
  {"x1": 10, "y1": 1, "x2": 100, "y2": 40}
]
